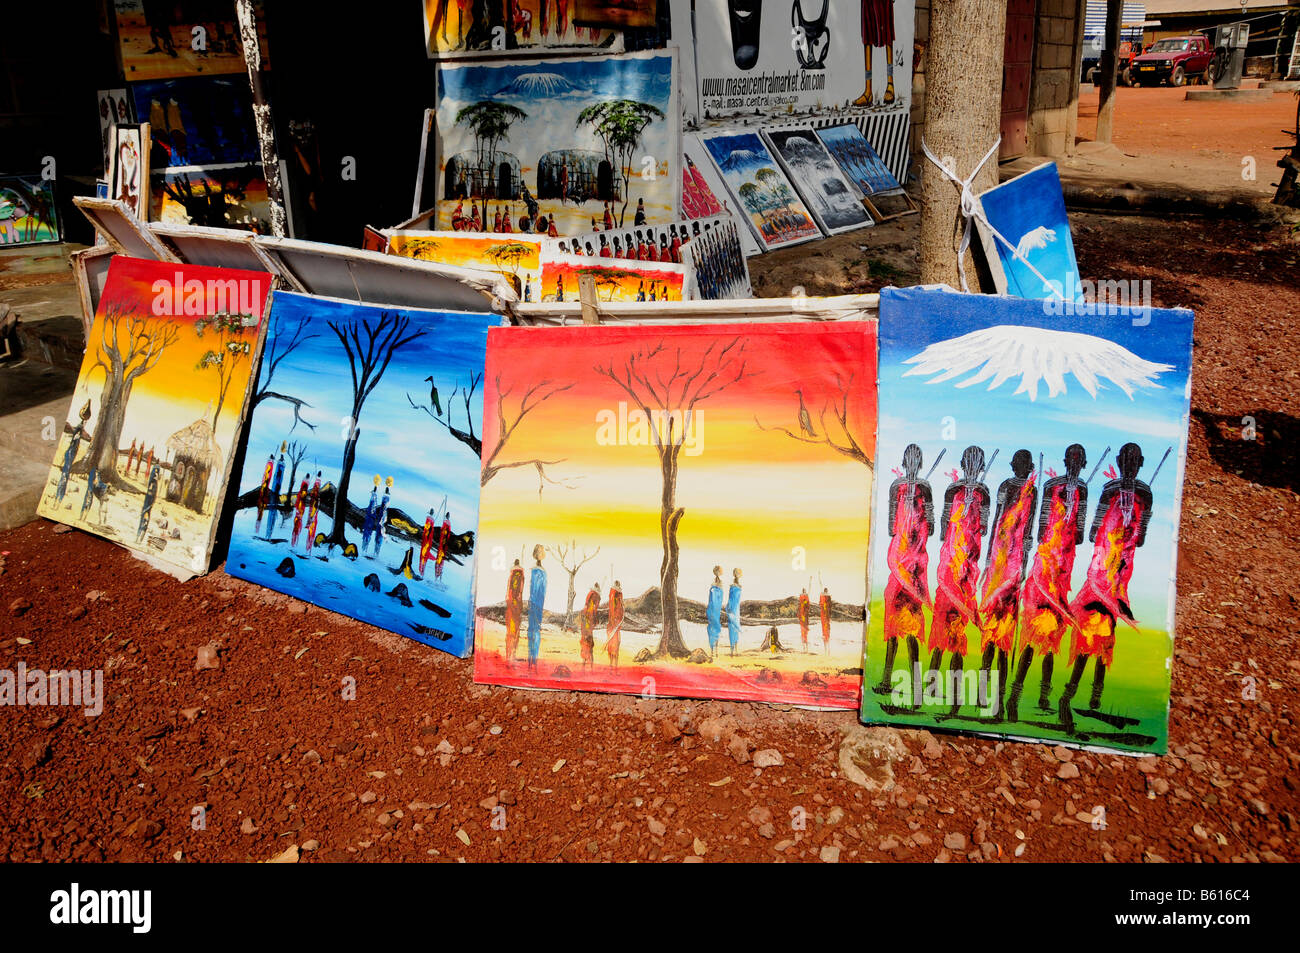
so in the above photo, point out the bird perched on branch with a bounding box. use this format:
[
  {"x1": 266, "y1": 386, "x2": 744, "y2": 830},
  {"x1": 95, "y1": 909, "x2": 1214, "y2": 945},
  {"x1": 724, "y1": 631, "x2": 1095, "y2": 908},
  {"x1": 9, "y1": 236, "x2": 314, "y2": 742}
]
[
  {"x1": 424, "y1": 376, "x2": 442, "y2": 416},
  {"x1": 795, "y1": 388, "x2": 816, "y2": 437}
]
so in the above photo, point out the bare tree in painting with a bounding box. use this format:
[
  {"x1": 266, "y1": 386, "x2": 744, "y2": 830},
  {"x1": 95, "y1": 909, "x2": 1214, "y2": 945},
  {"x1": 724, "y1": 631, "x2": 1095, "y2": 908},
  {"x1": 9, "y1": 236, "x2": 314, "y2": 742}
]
[
  {"x1": 193, "y1": 313, "x2": 254, "y2": 433},
  {"x1": 284, "y1": 439, "x2": 308, "y2": 497},
  {"x1": 554, "y1": 540, "x2": 602, "y2": 631},
  {"x1": 481, "y1": 376, "x2": 577, "y2": 498},
  {"x1": 408, "y1": 371, "x2": 483, "y2": 456},
  {"x1": 81, "y1": 304, "x2": 180, "y2": 486},
  {"x1": 250, "y1": 306, "x2": 319, "y2": 432},
  {"x1": 595, "y1": 339, "x2": 753, "y2": 659},
  {"x1": 325, "y1": 312, "x2": 424, "y2": 548},
  {"x1": 755, "y1": 372, "x2": 873, "y2": 472}
]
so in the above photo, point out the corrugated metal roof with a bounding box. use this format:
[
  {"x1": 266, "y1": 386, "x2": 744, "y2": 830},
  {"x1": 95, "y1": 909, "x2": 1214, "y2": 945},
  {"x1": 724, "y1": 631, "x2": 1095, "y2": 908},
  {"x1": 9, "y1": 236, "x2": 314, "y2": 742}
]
[{"x1": 1084, "y1": 0, "x2": 1149, "y2": 38}]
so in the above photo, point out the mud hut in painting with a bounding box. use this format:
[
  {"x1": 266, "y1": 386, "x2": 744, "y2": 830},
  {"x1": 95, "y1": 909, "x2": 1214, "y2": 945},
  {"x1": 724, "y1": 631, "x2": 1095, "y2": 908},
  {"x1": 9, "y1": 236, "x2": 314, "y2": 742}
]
[
  {"x1": 537, "y1": 149, "x2": 617, "y2": 203},
  {"x1": 165, "y1": 415, "x2": 223, "y2": 512},
  {"x1": 444, "y1": 151, "x2": 523, "y2": 202}
]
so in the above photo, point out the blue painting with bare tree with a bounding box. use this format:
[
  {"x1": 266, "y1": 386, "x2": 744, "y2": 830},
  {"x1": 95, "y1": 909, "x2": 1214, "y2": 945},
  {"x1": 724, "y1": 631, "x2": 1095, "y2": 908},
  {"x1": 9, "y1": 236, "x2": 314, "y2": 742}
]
[
  {"x1": 224, "y1": 292, "x2": 498, "y2": 657},
  {"x1": 434, "y1": 49, "x2": 679, "y2": 239}
]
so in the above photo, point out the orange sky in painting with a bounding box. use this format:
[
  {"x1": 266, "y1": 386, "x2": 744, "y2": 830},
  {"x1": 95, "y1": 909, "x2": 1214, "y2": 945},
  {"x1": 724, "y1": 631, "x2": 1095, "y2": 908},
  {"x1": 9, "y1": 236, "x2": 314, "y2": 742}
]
[
  {"x1": 387, "y1": 232, "x2": 542, "y2": 279},
  {"x1": 69, "y1": 257, "x2": 270, "y2": 457},
  {"x1": 541, "y1": 258, "x2": 686, "y2": 302},
  {"x1": 478, "y1": 322, "x2": 877, "y2": 601}
]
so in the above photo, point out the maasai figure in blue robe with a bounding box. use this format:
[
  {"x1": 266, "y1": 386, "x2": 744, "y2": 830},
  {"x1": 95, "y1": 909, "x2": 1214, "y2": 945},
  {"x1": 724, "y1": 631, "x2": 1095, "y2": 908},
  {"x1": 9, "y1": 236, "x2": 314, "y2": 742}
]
[
  {"x1": 266, "y1": 450, "x2": 286, "y2": 537},
  {"x1": 527, "y1": 544, "x2": 547, "y2": 671},
  {"x1": 706, "y1": 565, "x2": 725, "y2": 656},
  {"x1": 55, "y1": 415, "x2": 89, "y2": 503},
  {"x1": 371, "y1": 484, "x2": 391, "y2": 557},
  {"x1": 726, "y1": 569, "x2": 743, "y2": 656},
  {"x1": 361, "y1": 478, "x2": 380, "y2": 552},
  {"x1": 79, "y1": 467, "x2": 98, "y2": 520}
]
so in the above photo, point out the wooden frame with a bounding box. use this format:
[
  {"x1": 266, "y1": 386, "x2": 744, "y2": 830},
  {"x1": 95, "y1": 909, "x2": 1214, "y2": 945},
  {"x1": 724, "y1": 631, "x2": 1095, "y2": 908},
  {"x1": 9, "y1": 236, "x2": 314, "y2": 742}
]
[{"x1": 72, "y1": 196, "x2": 178, "y2": 261}]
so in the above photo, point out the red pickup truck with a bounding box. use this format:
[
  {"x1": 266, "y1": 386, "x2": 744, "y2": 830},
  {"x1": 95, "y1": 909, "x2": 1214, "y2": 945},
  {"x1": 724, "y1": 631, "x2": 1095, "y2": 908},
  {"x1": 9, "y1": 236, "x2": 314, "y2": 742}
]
[{"x1": 1131, "y1": 35, "x2": 1213, "y2": 87}]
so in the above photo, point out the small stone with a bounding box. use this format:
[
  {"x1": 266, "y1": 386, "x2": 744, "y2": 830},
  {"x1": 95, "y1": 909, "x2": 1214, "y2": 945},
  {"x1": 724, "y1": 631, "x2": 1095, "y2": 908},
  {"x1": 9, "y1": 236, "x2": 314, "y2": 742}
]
[
  {"x1": 1056, "y1": 762, "x2": 1080, "y2": 780},
  {"x1": 753, "y1": 749, "x2": 785, "y2": 768},
  {"x1": 359, "y1": 790, "x2": 377, "y2": 804},
  {"x1": 302, "y1": 840, "x2": 320, "y2": 851},
  {"x1": 747, "y1": 806, "x2": 773, "y2": 827},
  {"x1": 179, "y1": 707, "x2": 201, "y2": 723},
  {"x1": 195, "y1": 644, "x2": 220, "y2": 671},
  {"x1": 301, "y1": 749, "x2": 322, "y2": 765},
  {"x1": 241, "y1": 817, "x2": 257, "y2": 835},
  {"x1": 9, "y1": 598, "x2": 31, "y2": 616},
  {"x1": 819, "y1": 845, "x2": 841, "y2": 863},
  {"x1": 943, "y1": 832, "x2": 967, "y2": 851},
  {"x1": 647, "y1": 818, "x2": 667, "y2": 837}
]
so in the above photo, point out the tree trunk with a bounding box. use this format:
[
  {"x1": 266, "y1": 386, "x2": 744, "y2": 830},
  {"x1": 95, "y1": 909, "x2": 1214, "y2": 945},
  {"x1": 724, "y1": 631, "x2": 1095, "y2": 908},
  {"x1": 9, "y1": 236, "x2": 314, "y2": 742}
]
[
  {"x1": 919, "y1": 0, "x2": 1008, "y2": 287},
  {"x1": 563, "y1": 569, "x2": 578, "y2": 631},
  {"x1": 655, "y1": 447, "x2": 690, "y2": 658},
  {"x1": 235, "y1": 0, "x2": 287, "y2": 237},
  {"x1": 1095, "y1": 0, "x2": 1123, "y2": 143},
  {"x1": 328, "y1": 426, "x2": 360, "y2": 548}
]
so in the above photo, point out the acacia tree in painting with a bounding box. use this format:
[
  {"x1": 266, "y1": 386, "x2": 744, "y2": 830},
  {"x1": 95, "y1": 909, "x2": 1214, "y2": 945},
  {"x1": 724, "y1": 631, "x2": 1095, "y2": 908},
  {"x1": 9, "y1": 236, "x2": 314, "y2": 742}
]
[
  {"x1": 194, "y1": 313, "x2": 254, "y2": 432},
  {"x1": 455, "y1": 102, "x2": 527, "y2": 202},
  {"x1": 81, "y1": 304, "x2": 180, "y2": 486},
  {"x1": 481, "y1": 376, "x2": 576, "y2": 497},
  {"x1": 485, "y1": 241, "x2": 533, "y2": 291},
  {"x1": 578, "y1": 100, "x2": 666, "y2": 227},
  {"x1": 595, "y1": 340, "x2": 752, "y2": 659},
  {"x1": 325, "y1": 312, "x2": 424, "y2": 549},
  {"x1": 554, "y1": 541, "x2": 601, "y2": 631}
]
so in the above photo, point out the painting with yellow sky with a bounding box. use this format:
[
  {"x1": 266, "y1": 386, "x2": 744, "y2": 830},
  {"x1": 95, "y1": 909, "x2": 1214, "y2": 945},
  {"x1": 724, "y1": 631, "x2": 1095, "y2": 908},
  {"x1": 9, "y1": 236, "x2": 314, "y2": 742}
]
[
  {"x1": 37, "y1": 256, "x2": 271, "y2": 576},
  {"x1": 473, "y1": 321, "x2": 877, "y2": 708},
  {"x1": 386, "y1": 231, "x2": 543, "y2": 299},
  {"x1": 540, "y1": 254, "x2": 686, "y2": 303}
]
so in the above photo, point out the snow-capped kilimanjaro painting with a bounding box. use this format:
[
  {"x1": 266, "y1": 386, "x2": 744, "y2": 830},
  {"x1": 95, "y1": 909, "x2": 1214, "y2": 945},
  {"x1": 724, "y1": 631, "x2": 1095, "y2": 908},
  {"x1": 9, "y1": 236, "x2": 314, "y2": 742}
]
[
  {"x1": 976, "y1": 162, "x2": 1084, "y2": 302},
  {"x1": 434, "y1": 49, "x2": 679, "y2": 239},
  {"x1": 223, "y1": 292, "x2": 498, "y2": 657},
  {"x1": 762, "y1": 126, "x2": 874, "y2": 235},
  {"x1": 863, "y1": 287, "x2": 1194, "y2": 754}
]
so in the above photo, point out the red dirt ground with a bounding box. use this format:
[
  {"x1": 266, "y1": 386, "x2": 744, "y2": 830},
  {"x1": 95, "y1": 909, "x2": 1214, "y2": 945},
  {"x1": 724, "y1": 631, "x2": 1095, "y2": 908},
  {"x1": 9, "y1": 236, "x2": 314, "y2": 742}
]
[
  {"x1": 1076, "y1": 83, "x2": 1296, "y2": 163},
  {"x1": 0, "y1": 212, "x2": 1297, "y2": 862}
]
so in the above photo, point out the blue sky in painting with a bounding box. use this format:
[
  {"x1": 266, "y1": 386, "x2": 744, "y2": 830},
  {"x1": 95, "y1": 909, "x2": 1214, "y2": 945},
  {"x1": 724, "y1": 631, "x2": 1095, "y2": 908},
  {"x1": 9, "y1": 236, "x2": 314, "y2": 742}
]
[
  {"x1": 978, "y1": 163, "x2": 1084, "y2": 302},
  {"x1": 816, "y1": 123, "x2": 901, "y2": 195},
  {"x1": 224, "y1": 292, "x2": 498, "y2": 656},
  {"x1": 873, "y1": 286, "x2": 1194, "y2": 626}
]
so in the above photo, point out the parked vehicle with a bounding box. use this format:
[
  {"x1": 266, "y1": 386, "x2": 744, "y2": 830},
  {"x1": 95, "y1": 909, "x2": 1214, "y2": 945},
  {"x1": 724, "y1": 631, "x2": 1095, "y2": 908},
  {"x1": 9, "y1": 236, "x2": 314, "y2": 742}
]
[
  {"x1": 1086, "y1": 40, "x2": 1141, "y2": 86},
  {"x1": 1131, "y1": 35, "x2": 1214, "y2": 86}
]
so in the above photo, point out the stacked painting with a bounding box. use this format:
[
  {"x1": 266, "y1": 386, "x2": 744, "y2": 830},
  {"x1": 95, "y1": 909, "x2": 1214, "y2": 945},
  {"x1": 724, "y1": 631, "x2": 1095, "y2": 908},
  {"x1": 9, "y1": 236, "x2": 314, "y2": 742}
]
[
  {"x1": 0, "y1": 175, "x2": 60, "y2": 246},
  {"x1": 472, "y1": 321, "x2": 876, "y2": 708},
  {"x1": 700, "y1": 131, "x2": 820, "y2": 252},
  {"x1": 224, "y1": 293, "x2": 498, "y2": 657},
  {"x1": 862, "y1": 286, "x2": 1194, "y2": 753},
  {"x1": 37, "y1": 256, "x2": 272, "y2": 576}
]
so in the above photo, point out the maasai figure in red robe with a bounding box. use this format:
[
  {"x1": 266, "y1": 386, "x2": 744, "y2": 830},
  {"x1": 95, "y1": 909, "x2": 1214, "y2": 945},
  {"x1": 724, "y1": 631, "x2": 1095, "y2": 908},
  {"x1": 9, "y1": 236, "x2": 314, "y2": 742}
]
[
  {"x1": 579, "y1": 582, "x2": 601, "y2": 673},
  {"x1": 1007, "y1": 444, "x2": 1089, "y2": 721},
  {"x1": 855, "y1": 0, "x2": 896, "y2": 106},
  {"x1": 291, "y1": 476, "x2": 309, "y2": 547},
  {"x1": 798, "y1": 589, "x2": 811, "y2": 651},
  {"x1": 505, "y1": 558, "x2": 525, "y2": 661},
  {"x1": 493, "y1": 210, "x2": 503, "y2": 232},
  {"x1": 977, "y1": 450, "x2": 1038, "y2": 720},
  {"x1": 874, "y1": 443, "x2": 933, "y2": 701},
  {"x1": 605, "y1": 580, "x2": 624, "y2": 670},
  {"x1": 1059, "y1": 443, "x2": 1153, "y2": 731},
  {"x1": 819, "y1": 588, "x2": 832, "y2": 653},
  {"x1": 255, "y1": 452, "x2": 274, "y2": 533},
  {"x1": 603, "y1": 202, "x2": 613, "y2": 230},
  {"x1": 144, "y1": 447, "x2": 154, "y2": 477},
  {"x1": 304, "y1": 472, "x2": 322, "y2": 554},
  {"x1": 927, "y1": 446, "x2": 990, "y2": 718},
  {"x1": 419, "y1": 507, "x2": 437, "y2": 575},
  {"x1": 434, "y1": 511, "x2": 452, "y2": 581},
  {"x1": 451, "y1": 200, "x2": 465, "y2": 230},
  {"x1": 125, "y1": 439, "x2": 139, "y2": 475},
  {"x1": 470, "y1": 204, "x2": 482, "y2": 231}
]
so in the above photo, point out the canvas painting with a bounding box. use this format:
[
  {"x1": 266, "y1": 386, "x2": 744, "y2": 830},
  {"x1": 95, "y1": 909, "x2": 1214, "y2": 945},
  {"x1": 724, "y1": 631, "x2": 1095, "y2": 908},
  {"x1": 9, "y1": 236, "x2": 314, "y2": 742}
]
[
  {"x1": 863, "y1": 286, "x2": 1194, "y2": 754},
  {"x1": 763, "y1": 126, "x2": 874, "y2": 235},
  {"x1": 672, "y1": 0, "x2": 915, "y2": 122},
  {"x1": 131, "y1": 76, "x2": 260, "y2": 168},
  {"x1": 977, "y1": 162, "x2": 1084, "y2": 303},
  {"x1": 701, "y1": 130, "x2": 821, "y2": 252},
  {"x1": 36, "y1": 256, "x2": 272, "y2": 576},
  {"x1": 540, "y1": 253, "x2": 687, "y2": 302},
  {"x1": 424, "y1": 0, "x2": 622, "y2": 57},
  {"x1": 683, "y1": 133, "x2": 761, "y2": 257},
  {"x1": 0, "y1": 175, "x2": 61, "y2": 247},
  {"x1": 682, "y1": 150, "x2": 726, "y2": 220},
  {"x1": 435, "y1": 49, "x2": 679, "y2": 238},
  {"x1": 224, "y1": 293, "x2": 496, "y2": 656},
  {"x1": 152, "y1": 165, "x2": 271, "y2": 232},
  {"x1": 114, "y1": 0, "x2": 270, "y2": 81},
  {"x1": 546, "y1": 219, "x2": 693, "y2": 264},
  {"x1": 574, "y1": 0, "x2": 656, "y2": 29},
  {"x1": 816, "y1": 122, "x2": 903, "y2": 197},
  {"x1": 685, "y1": 215, "x2": 752, "y2": 300},
  {"x1": 108, "y1": 123, "x2": 151, "y2": 220},
  {"x1": 386, "y1": 231, "x2": 544, "y2": 300},
  {"x1": 97, "y1": 88, "x2": 132, "y2": 168},
  {"x1": 472, "y1": 321, "x2": 876, "y2": 708}
]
